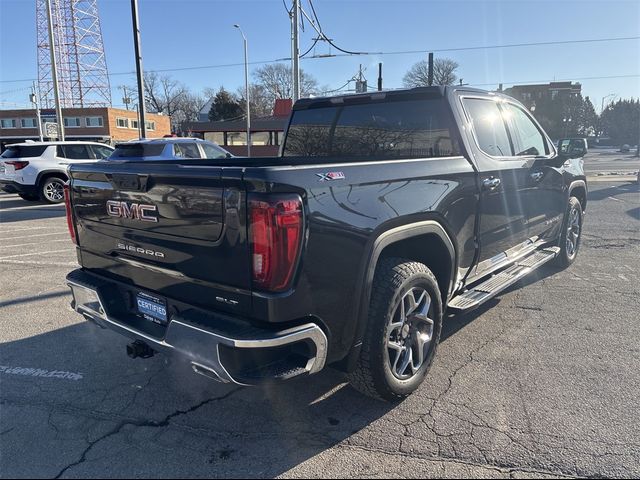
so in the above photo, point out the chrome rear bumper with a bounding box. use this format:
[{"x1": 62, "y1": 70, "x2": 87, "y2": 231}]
[{"x1": 66, "y1": 270, "x2": 327, "y2": 386}]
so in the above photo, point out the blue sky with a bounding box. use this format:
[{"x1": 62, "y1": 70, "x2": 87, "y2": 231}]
[{"x1": 1, "y1": 0, "x2": 639, "y2": 111}]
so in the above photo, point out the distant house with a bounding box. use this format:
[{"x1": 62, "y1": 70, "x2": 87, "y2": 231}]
[
  {"x1": 182, "y1": 99, "x2": 292, "y2": 157},
  {"x1": 197, "y1": 98, "x2": 215, "y2": 122}
]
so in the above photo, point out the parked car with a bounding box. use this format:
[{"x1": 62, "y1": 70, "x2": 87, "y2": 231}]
[
  {"x1": 108, "y1": 138, "x2": 232, "y2": 161},
  {"x1": 0, "y1": 141, "x2": 114, "y2": 203},
  {"x1": 64, "y1": 86, "x2": 587, "y2": 401}
]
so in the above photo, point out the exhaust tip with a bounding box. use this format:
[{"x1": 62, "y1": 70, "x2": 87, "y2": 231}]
[{"x1": 126, "y1": 340, "x2": 155, "y2": 359}]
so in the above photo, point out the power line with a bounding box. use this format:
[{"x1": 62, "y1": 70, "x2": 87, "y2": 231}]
[
  {"x1": 1, "y1": 36, "x2": 638, "y2": 84},
  {"x1": 469, "y1": 73, "x2": 640, "y2": 88},
  {"x1": 306, "y1": 0, "x2": 366, "y2": 55}
]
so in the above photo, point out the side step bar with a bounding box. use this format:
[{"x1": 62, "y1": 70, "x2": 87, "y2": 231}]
[{"x1": 448, "y1": 247, "x2": 560, "y2": 311}]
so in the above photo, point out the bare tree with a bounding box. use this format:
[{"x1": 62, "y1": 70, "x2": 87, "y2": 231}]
[
  {"x1": 236, "y1": 83, "x2": 273, "y2": 117},
  {"x1": 403, "y1": 58, "x2": 459, "y2": 87},
  {"x1": 143, "y1": 72, "x2": 187, "y2": 120},
  {"x1": 253, "y1": 63, "x2": 319, "y2": 105},
  {"x1": 178, "y1": 91, "x2": 205, "y2": 123}
]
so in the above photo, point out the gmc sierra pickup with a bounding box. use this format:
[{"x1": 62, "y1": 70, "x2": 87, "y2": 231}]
[{"x1": 64, "y1": 86, "x2": 587, "y2": 400}]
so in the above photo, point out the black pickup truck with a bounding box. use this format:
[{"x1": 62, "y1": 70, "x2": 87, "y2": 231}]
[{"x1": 64, "y1": 86, "x2": 587, "y2": 400}]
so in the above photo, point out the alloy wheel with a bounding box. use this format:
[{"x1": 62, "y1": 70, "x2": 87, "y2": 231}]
[
  {"x1": 44, "y1": 180, "x2": 65, "y2": 202},
  {"x1": 566, "y1": 205, "x2": 581, "y2": 258},
  {"x1": 385, "y1": 287, "x2": 435, "y2": 380}
]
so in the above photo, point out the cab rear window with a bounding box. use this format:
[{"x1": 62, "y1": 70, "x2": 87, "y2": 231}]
[
  {"x1": 1, "y1": 145, "x2": 48, "y2": 158},
  {"x1": 283, "y1": 98, "x2": 461, "y2": 159}
]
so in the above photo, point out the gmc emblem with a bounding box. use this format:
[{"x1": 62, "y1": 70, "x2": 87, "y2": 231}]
[{"x1": 106, "y1": 200, "x2": 158, "y2": 223}]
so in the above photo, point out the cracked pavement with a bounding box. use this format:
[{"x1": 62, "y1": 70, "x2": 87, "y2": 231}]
[{"x1": 1, "y1": 181, "x2": 639, "y2": 478}]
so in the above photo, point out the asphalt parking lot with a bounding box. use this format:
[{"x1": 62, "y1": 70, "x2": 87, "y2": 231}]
[{"x1": 1, "y1": 179, "x2": 639, "y2": 479}]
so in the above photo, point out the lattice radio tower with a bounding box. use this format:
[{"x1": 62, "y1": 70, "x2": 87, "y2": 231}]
[{"x1": 36, "y1": 0, "x2": 112, "y2": 109}]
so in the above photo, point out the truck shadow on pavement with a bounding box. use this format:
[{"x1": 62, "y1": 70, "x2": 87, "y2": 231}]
[{"x1": 0, "y1": 264, "x2": 559, "y2": 478}]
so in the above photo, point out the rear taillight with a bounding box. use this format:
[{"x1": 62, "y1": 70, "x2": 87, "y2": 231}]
[
  {"x1": 63, "y1": 184, "x2": 77, "y2": 245},
  {"x1": 5, "y1": 160, "x2": 29, "y2": 170},
  {"x1": 249, "y1": 194, "x2": 303, "y2": 292}
]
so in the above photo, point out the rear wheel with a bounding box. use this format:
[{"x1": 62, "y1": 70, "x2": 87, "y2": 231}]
[
  {"x1": 555, "y1": 196, "x2": 583, "y2": 268},
  {"x1": 39, "y1": 177, "x2": 66, "y2": 204},
  {"x1": 18, "y1": 193, "x2": 40, "y2": 201},
  {"x1": 348, "y1": 258, "x2": 443, "y2": 401}
]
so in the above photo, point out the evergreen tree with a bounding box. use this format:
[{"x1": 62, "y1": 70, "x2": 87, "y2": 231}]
[{"x1": 208, "y1": 88, "x2": 243, "y2": 121}]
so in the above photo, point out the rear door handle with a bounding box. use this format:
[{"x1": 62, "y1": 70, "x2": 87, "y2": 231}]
[
  {"x1": 530, "y1": 171, "x2": 544, "y2": 182},
  {"x1": 482, "y1": 177, "x2": 501, "y2": 190}
]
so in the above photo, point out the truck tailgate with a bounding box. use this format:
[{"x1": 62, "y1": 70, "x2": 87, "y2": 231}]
[{"x1": 68, "y1": 161, "x2": 252, "y2": 315}]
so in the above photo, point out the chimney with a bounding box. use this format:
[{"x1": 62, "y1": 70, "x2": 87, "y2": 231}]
[{"x1": 274, "y1": 99, "x2": 293, "y2": 117}]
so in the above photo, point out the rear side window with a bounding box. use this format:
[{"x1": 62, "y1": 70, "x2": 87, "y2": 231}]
[
  {"x1": 1, "y1": 145, "x2": 48, "y2": 158},
  {"x1": 110, "y1": 144, "x2": 166, "y2": 159},
  {"x1": 173, "y1": 143, "x2": 201, "y2": 159},
  {"x1": 462, "y1": 98, "x2": 512, "y2": 157},
  {"x1": 58, "y1": 144, "x2": 91, "y2": 159},
  {"x1": 284, "y1": 98, "x2": 460, "y2": 159}
]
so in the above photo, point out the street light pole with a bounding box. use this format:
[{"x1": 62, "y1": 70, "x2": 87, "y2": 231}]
[
  {"x1": 601, "y1": 93, "x2": 616, "y2": 113},
  {"x1": 234, "y1": 24, "x2": 251, "y2": 157}
]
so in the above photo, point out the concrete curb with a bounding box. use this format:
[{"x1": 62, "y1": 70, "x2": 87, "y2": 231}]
[{"x1": 586, "y1": 175, "x2": 638, "y2": 183}]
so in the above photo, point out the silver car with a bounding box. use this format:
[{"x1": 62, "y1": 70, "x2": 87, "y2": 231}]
[{"x1": 108, "y1": 138, "x2": 232, "y2": 161}]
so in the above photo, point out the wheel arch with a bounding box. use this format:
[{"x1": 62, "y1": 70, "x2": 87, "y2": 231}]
[
  {"x1": 569, "y1": 180, "x2": 587, "y2": 212},
  {"x1": 36, "y1": 169, "x2": 69, "y2": 186},
  {"x1": 339, "y1": 220, "x2": 457, "y2": 372}
]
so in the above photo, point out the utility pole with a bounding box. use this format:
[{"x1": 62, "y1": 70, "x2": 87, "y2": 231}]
[
  {"x1": 355, "y1": 64, "x2": 367, "y2": 93},
  {"x1": 131, "y1": 0, "x2": 147, "y2": 139},
  {"x1": 377, "y1": 63, "x2": 383, "y2": 91},
  {"x1": 45, "y1": 0, "x2": 65, "y2": 140},
  {"x1": 291, "y1": 0, "x2": 300, "y2": 102},
  {"x1": 121, "y1": 85, "x2": 131, "y2": 110},
  {"x1": 30, "y1": 82, "x2": 44, "y2": 142},
  {"x1": 427, "y1": 52, "x2": 434, "y2": 86}
]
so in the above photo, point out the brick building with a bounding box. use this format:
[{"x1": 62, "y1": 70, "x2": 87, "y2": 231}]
[
  {"x1": 502, "y1": 82, "x2": 582, "y2": 110},
  {"x1": 0, "y1": 107, "x2": 171, "y2": 150}
]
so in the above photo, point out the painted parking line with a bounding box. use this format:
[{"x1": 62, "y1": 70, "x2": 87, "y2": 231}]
[
  {"x1": 0, "y1": 226, "x2": 64, "y2": 233},
  {"x1": 0, "y1": 231, "x2": 68, "y2": 241},
  {"x1": 0, "y1": 365, "x2": 83, "y2": 381},
  {"x1": 0, "y1": 204, "x2": 65, "y2": 211},
  {"x1": 0, "y1": 259, "x2": 77, "y2": 268},
  {"x1": 0, "y1": 248, "x2": 72, "y2": 260},
  {"x1": 1, "y1": 239, "x2": 70, "y2": 248}
]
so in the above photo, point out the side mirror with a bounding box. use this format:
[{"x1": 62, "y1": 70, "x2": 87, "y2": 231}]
[{"x1": 557, "y1": 138, "x2": 587, "y2": 158}]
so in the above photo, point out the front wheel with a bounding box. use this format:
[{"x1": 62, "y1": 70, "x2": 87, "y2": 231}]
[
  {"x1": 348, "y1": 258, "x2": 443, "y2": 401},
  {"x1": 555, "y1": 196, "x2": 583, "y2": 268},
  {"x1": 39, "y1": 177, "x2": 66, "y2": 204}
]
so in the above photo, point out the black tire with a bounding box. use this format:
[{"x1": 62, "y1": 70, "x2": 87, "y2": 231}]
[
  {"x1": 348, "y1": 258, "x2": 443, "y2": 401},
  {"x1": 18, "y1": 193, "x2": 40, "y2": 201},
  {"x1": 39, "y1": 176, "x2": 66, "y2": 204},
  {"x1": 555, "y1": 196, "x2": 583, "y2": 269}
]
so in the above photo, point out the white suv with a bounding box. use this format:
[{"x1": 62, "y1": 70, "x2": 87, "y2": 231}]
[{"x1": 0, "y1": 141, "x2": 114, "y2": 203}]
